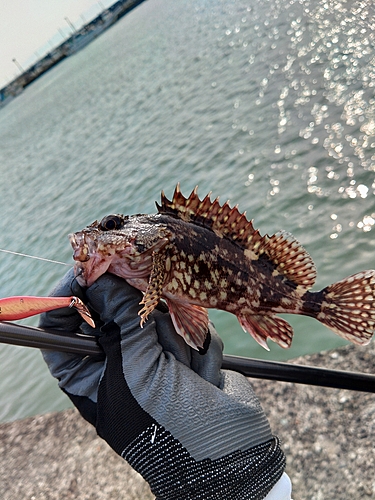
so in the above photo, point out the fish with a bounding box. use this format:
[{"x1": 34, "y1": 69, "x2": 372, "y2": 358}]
[
  {"x1": 0, "y1": 295, "x2": 95, "y2": 327},
  {"x1": 69, "y1": 184, "x2": 375, "y2": 351}
]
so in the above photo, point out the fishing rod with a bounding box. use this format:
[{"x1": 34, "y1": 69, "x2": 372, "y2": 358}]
[
  {"x1": 1, "y1": 249, "x2": 375, "y2": 392},
  {"x1": 1, "y1": 321, "x2": 374, "y2": 393}
]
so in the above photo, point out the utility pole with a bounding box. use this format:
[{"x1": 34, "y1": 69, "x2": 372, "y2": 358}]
[
  {"x1": 12, "y1": 58, "x2": 24, "y2": 74},
  {"x1": 64, "y1": 17, "x2": 76, "y2": 33}
]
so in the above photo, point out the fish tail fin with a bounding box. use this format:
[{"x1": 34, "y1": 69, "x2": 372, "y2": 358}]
[{"x1": 307, "y1": 270, "x2": 375, "y2": 345}]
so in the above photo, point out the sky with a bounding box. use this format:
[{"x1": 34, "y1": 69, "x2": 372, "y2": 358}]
[{"x1": 0, "y1": 0, "x2": 116, "y2": 88}]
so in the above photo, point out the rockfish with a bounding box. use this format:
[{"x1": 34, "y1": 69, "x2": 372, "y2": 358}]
[{"x1": 69, "y1": 185, "x2": 375, "y2": 351}]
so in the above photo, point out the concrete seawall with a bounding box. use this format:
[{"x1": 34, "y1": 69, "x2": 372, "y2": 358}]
[{"x1": 1, "y1": 342, "x2": 375, "y2": 499}]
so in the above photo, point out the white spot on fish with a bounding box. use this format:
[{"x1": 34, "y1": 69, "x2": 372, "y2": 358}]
[
  {"x1": 174, "y1": 271, "x2": 184, "y2": 282},
  {"x1": 280, "y1": 297, "x2": 293, "y2": 306},
  {"x1": 211, "y1": 269, "x2": 220, "y2": 283},
  {"x1": 204, "y1": 280, "x2": 213, "y2": 290},
  {"x1": 210, "y1": 297, "x2": 218, "y2": 306},
  {"x1": 244, "y1": 249, "x2": 259, "y2": 261},
  {"x1": 174, "y1": 271, "x2": 187, "y2": 291}
]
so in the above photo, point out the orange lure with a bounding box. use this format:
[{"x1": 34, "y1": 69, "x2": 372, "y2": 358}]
[{"x1": 0, "y1": 295, "x2": 95, "y2": 327}]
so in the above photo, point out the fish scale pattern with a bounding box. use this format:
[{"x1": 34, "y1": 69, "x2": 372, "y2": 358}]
[{"x1": 122, "y1": 424, "x2": 285, "y2": 500}]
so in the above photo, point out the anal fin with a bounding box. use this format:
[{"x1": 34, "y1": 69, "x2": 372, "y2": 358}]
[
  {"x1": 166, "y1": 298, "x2": 209, "y2": 350},
  {"x1": 238, "y1": 313, "x2": 294, "y2": 350}
]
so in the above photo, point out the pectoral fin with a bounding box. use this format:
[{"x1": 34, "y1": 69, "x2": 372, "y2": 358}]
[
  {"x1": 238, "y1": 313, "x2": 293, "y2": 350},
  {"x1": 138, "y1": 252, "x2": 166, "y2": 326},
  {"x1": 166, "y1": 298, "x2": 209, "y2": 350}
]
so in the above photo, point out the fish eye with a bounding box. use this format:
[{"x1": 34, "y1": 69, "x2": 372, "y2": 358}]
[{"x1": 99, "y1": 215, "x2": 124, "y2": 231}]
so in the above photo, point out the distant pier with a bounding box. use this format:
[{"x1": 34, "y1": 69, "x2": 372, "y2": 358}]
[{"x1": 0, "y1": 0, "x2": 145, "y2": 109}]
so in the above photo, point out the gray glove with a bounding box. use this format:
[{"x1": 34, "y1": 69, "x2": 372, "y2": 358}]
[{"x1": 40, "y1": 270, "x2": 285, "y2": 500}]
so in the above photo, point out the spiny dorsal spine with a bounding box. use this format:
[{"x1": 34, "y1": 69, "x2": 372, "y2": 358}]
[{"x1": 157, "y1": 184, "x2": 262, "y2": 246}]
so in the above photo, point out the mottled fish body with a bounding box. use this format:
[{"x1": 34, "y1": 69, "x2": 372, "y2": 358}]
[{"x1": 70, "y1": 185, "x2": 375, "y2": 350}]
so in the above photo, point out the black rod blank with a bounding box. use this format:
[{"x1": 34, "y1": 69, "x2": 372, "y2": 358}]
[
  {"x1": 221, "y1": 355, "x2": 375, "y2": 393},
  {"x1": 1, "y1": 321, "x2": 375, "y2": 393},
  {"x1": 0, "y1": 321, "x2": 102, "y2": 356}
]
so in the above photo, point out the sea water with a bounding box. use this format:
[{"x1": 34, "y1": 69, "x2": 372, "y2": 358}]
[{"x1": 1, "y1": 0, "x2": 375, "y2": 422}]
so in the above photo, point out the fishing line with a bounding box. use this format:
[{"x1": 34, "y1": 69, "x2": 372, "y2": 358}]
[{"x1": 0, "y1": 248, "x2": 72, "y2": 267}]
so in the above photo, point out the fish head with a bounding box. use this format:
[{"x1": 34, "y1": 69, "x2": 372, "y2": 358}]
[
  {"x1": 69, "y1": 214, "x2": 136, "y2": 287},
  {"x1": 69, "y1": 213, "x2": 172, "y2": 287}
]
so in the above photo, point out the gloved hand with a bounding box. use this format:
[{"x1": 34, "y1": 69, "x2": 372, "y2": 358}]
[{"x1": 40, "y1": 269, "x2": 287, "y2": 500}]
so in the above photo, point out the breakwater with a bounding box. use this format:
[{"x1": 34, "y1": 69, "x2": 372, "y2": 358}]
[{"x1": 0, "y1": 0, "x2": 145, "y2": 108}]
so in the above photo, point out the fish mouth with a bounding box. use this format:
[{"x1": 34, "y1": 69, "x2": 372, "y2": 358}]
[
  {"x1": 69, "y1": 233, "x2": 91, "y2": 262},
  {"x1": 69, "y1": 232, "x2": 112, "y2": 287},
  {"x1": 73, "y1": 262, "x2": 94, "y2": 287}
]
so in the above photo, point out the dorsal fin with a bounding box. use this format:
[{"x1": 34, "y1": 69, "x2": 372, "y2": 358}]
[
  {"x1": 156, "y1": 184, "x2": 263, "y2": 246},
  {"x1": 156, "y1": 185, "x2": 316, "y2": 289}
]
